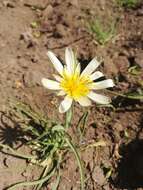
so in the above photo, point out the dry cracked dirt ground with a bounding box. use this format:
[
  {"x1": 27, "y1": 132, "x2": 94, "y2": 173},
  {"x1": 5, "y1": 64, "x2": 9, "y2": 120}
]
[{"x1": 0, "y1": 0, "x2": 143, "y2": 189}]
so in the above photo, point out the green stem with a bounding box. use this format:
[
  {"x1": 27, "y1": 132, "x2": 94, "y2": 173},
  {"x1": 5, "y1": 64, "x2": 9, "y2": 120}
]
[
  {"x1": 51, "y1": 170, "x2": 61, "y2": 190},
  {"x1": 36, "y1": 165, "x2": 50, "y2": 190},
  {"x1": 65, "y1": 107, "x2": 73, "y2": 129},
  {"x1": 0, "y1": 143, "x2": 35, "y2": 160},
  {"x1": 77, "y1": 111, "x2": 88, "y2": 141},
  {"x1": 65, "y1": 138, "x2": 84, "y2": 190}
]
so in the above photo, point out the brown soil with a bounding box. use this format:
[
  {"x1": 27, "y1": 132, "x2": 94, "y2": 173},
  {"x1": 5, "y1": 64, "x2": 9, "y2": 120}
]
[{"x1": 0, "y1": 0, "x2": 143, "y2": 189}]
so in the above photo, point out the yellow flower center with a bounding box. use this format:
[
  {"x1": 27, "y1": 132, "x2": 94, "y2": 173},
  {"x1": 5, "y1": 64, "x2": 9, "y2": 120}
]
[{"x1": 60, "y1": 71, "x2": 92, "y2": 100}]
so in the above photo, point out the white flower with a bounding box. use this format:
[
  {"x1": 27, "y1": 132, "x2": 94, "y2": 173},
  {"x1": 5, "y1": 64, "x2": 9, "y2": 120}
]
[{"x1": 42, "y1": 47, "x2": 115, "y2": 113}]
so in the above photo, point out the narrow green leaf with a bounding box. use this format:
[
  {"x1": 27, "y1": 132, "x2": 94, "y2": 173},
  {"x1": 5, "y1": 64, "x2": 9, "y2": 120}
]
[
  {"x1": 65, "y1": 138, "x2": 84, "y2": 190},
  {"x1": 51, "y1": 171, "x2": 61, "y2": 190}
]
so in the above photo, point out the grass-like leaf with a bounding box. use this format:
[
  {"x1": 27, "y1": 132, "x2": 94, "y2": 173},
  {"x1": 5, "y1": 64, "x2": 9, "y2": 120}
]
[
  {"x1": 7, "y1": 163, "x2": 56, "y2": 190},
  {"x1": 87, "y1": 19, "x2": 116, "y2": 45},
  {"x1": 66, "y1": 137, "x2": 85, "y2": 190},
  {"x1": 117, "y1": 0, "x2": 140, "y2": 8}
]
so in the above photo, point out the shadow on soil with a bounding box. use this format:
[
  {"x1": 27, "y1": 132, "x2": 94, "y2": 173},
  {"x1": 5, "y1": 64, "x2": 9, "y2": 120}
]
[
  {"x1": 0, "y1": 112, "x2": 25, "y2": 148},
  {"x1": 112, "y1": 92, "x2": 143, "y2": 112},
  {"x1": 112, "y1": 118, "x2": 143, "y2": 189}
]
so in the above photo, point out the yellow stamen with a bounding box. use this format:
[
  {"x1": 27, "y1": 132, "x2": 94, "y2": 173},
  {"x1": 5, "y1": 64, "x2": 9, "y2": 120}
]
[{"x1": 60, "y1": 70, "x2": 93, "y2": 100}]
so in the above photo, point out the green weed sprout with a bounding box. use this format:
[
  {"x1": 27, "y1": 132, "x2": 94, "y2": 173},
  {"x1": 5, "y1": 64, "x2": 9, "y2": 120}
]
[
  {"x1": 87, "y1": 19, "x2": 116, "y2": 45},
  {"x1": 117, "y1": 0, "x2": 140, "y2": 8}
]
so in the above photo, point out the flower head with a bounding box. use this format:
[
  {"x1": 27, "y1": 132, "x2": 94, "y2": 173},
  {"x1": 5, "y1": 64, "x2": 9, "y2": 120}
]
[{"x1": 42, "y1": 47, "x2": 115, "y2": 113}]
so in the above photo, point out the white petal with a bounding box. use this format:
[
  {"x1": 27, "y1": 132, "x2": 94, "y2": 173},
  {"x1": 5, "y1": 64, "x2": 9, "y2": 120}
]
[
  {"x1": 92, "y1": 79, "x2": 115, "y2": 90},
  {"x1": 47, "y1": 51, "x2": 63, "y2": 75},
  {"x1": 90, "y1": 71, "x2": 104, "y2": 81},
  {"x1": 65, "y1": 47, "x2": 75, "y2": 74},
  {"x1": 41, "y1": 78, "x2": 60, "y2": 90},
  {"x1": 88, "y1": 91, "x2": 111, "y2": 104},
  {"x1": 81, "y1": 58, "x2": 100, "y2": 76},
  {"x1": 53, "y1": 74, "x2": 62, "y2": 82},
  {"x1": 75, "y1": 62, "x2": 81, "y2": 75},
  {"x1": 57, "y1": 90, "x2": 66, "y2": 96},
  {"x1": 77, "y1": 96, "x2": 91, "y2": 107},
  {"x1": 59, "y1": 96, "x2": 73, "y2": 113}
]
